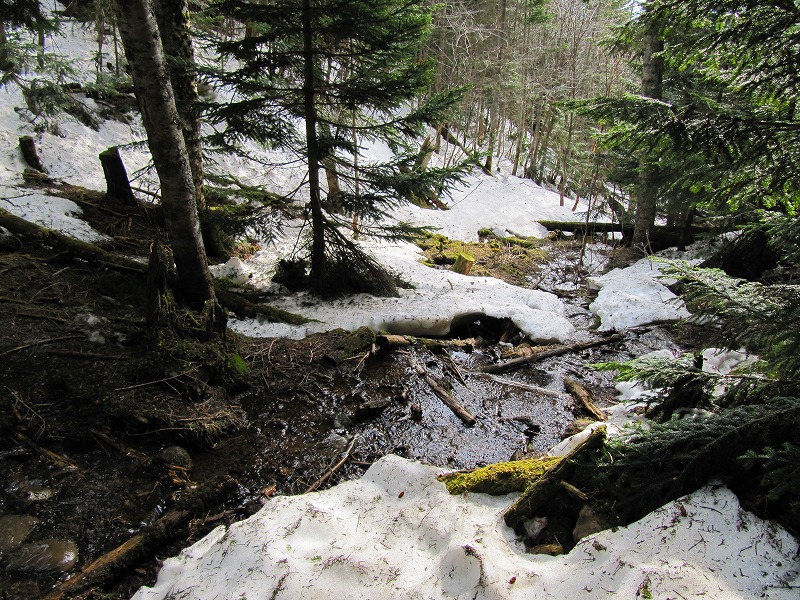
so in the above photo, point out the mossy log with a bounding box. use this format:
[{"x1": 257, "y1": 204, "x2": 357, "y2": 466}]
[
  {"x1": 504, "y1": 425, "x2": 606, "y2": 530},
  {"x1": 43, "y1": 477, "x2": 238, "y2": 600},
  {"x1": 214, "y1": 287, "x2": 312, "y2": 325},
  {"x1": 439, "y1": 456, "x2": 562, "y2": 495}
]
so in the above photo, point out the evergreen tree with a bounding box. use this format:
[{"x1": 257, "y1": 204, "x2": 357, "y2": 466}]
[{"x1": 205, "y1": 0, "x2": 467, "y2": 296}]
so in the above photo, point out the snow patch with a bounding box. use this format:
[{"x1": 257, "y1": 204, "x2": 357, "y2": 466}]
[{"x1": 132, "y1": 454, "x2": 800, "y2": 600}]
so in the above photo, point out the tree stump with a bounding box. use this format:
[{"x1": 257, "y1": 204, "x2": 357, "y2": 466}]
[
  {"x1": 19, "y1": 136, "x2": 46, "y2": 172},
  {"x1": 452, "y1": 252, "x2": 475, "y2": 275},
  {"x1": 99, "y1": 146, "x2": 136, "y2": 204}
]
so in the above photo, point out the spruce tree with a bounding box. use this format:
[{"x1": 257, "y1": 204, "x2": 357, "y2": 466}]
[{"x1": 205, "y1": 0, "x2": 467, "y2": 296}]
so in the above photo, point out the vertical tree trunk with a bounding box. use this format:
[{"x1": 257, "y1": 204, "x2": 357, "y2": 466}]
[
  {"x1": 112, "y1": 0, "x2": 216, "y2": 310},
  {"x1": 301, "y1": 0, "x2": 327, "y2": 291},
  {"x1": 632, "y1": 18, "x2": 664, "y2": 249},
  {"x1": 152, "y1": 0, "x2": 204, "y2": 213}
]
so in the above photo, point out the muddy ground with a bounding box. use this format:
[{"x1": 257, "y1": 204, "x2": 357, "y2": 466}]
[{"x1": 0, "y1": 188, "x2": 692, "y2": 599}]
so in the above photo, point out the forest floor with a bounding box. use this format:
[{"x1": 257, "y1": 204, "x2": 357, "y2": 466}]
[{"x1": 0, "y1": 182, "x2": 691, "y2": 599}]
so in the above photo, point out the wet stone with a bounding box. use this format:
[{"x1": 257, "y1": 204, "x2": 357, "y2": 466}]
[
  {"x1": 20, "y1": 482, "x2": 56, "y2": 503},
  {"x1": 5, "y1": 539, "x2": 78, "y2": 573},
  {"x1": 0, "y1": 515, "x2": 39, "y2": 557},
  {"x1": 158, "y1": 445, "x2": 192, "y2": 471}
]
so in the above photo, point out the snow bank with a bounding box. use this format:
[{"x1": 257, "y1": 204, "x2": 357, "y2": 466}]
[
  {"x1": 132, "y1": 454, "x2": 799, "y2": 600},
  {"x1": 226, "y1": 235, "x2": 577, "y2": 343},
  {"x1": 588, "y1": 257, "x2": 691, "y2": 330},
  {"x1": 391, "y1": 169, "x2": 590, "y2": 242}
]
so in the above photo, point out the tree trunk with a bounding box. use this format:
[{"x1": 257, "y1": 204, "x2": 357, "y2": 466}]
[
  {"x1": 301, "y1": 0, "x2": 327, "y2": 291},
  {"x1": 632, "y1": 18, "x2": 664, "y2": 249},
  {"x1": 152, "y1": 0, "x2": 204, "y2": 212},
  {"x1": 112, "y1": 0, "x2": 216, "y2": 311}
]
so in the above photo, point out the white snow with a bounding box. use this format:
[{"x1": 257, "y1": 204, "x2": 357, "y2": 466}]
[
  {"x1": 132, "y1": 454, "x2": 800, "y2": 600},
  {"x1": 588, "y1": 256, "x2": 691, "y2": 331}
]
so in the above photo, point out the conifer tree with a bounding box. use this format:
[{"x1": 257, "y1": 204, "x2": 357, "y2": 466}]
[{"x1": 205, "y1": 0, "x2": 467, "y2": 296}]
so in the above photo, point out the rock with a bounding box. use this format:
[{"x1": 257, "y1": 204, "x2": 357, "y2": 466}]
[
  {"x1": 19, "y1": 482, "x2": 56, "y2": 503},
  {"x1": 6, "y1": 539, "x2": 78, "y2": 572},
  {"x1": 523, "y1": 516, "x2": 547, "y2": 542},
  {"x1": 158, "y1": 446, "x2": 192, "y2": 471},
  {"x1": 0, "y1": 515, "x2": 39, "y2": 557},
  {"x1": 354, "y1": 397, "x2": 392, "y2": 419},
  {"x1": 573, "y1": 504, "x2": 610, "y2": 543}
]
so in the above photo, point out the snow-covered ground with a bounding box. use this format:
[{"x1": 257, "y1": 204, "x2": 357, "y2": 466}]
[
  {"x1": 132, "y1": 455, "x2": 799, "y2": 600},
  {"x1": 2, "y1": 15, "x2": 798, "y2": 600}
]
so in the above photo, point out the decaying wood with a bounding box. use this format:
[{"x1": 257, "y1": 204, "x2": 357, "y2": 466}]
[
  {"x1": 375, "y1": 334, "x2": 476, "y2": 353},
  {"x1": 13, "y1": 432, "x2": 82, "y2": 474},
  {"x1": 504, "y1": 425, "x2": 606, "y2": 529},
  {"x1": 412, "y1": 360, "x2": 476, "y2": 426},
  {"x1": 99, "y1": 146, "x2": 136, "y2": 203},
  {"x1": 479, "y1": 334, "x2": 624, "y2": 375},
  {"x1": 305, "y1": 435, "x2": 358, "y2": 493},
  {"x1": 0, "y1": 207, "x2": 146, "y2": 274},
  {"x1": 214, "y1": 287, "x2": 310, "y2": 325},
  {"x1": 43, "y1": 477, "x2": 238, "y2": 600},
  {"x1": 90, "y1": 428, "x2": 147, "y2": 461},
  {"x1": 452, "y1": 252, "x2": 474, "y2": 275},
  {"x1": 19, "y1": 136, "x2": 46, "y2": 172},
  {"x1": 564, "y1": 378, "x2": 606, "y2": 422}
]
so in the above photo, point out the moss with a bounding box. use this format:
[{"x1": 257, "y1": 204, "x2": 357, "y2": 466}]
[
  {"x1": 439, "y1": 456, "x2": 562, "y2": 495},
  {"x1": 225, "y1": 351, "x2": 249, "y2": 376}
]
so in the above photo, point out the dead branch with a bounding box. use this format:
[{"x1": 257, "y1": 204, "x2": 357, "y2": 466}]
[
  {"x1": 13, "y1": 432, "x2": 83, "y2": 474},
  {"x1": 411, "y1": 360, "x2": 476, "y2": 426},
  {"x1": 479, "y1": 334, "x2": 624, "y2": 375},
  {"x1": 1, "y1": 335, "x2": 85, "y2": 357},
  {"x1": 305, "y1": 435, "x2": 358, "y2": 493},
  {"x1": 471, "y1": 372, "x2": 564, "y2": 398},
  {"x1": 564, "y1": 378, "x2": 606, "y2": 421},
  {"x1": 503, "y1": 425, "x2": 606, "y2": 529}
]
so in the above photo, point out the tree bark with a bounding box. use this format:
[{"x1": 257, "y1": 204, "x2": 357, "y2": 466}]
[
  {"x1": 632, "y1": 17, "x2": 664, "y2": 249},
  {"x1": 112, "y1": 0, "x2": 216, "y2": 311},
  {"x1": 302, "y1": 0, "x2": 327, "y2": 292}
]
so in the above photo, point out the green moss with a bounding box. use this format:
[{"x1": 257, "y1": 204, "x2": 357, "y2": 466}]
[
  {"x1": 225, "y1": 351, "x2": 249, "y2": 376},
  {"x1": 439, "y1": 456, "x2": 562, "y2": 495}
]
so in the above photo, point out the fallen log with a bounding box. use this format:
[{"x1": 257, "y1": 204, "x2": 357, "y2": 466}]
[
  {"x1": 564, "y1": 378, "x2": 606, "y2": 421},
  {"x1": 412, "y1": 360, "x2": 476, "y2": 426},
  {"x1": 479, "y1": 334, "x2": 624, "y2": 375},
  {"x1": 0, "y1": 207, "x2": 146, "y2": 274},
  {"x1": 375, "y1": 334, "x2": 477, "y2": 353},
  {"x1": 43, "y1": 476, "x2": 238, "y2": 600},
  {"x1": 504, "y1": 425, "x2": 606, "y2": 530}
]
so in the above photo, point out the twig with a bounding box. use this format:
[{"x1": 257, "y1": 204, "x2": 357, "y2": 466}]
[
  {"x1": 13, "y1": 431, "x2": 83, "y2": 474},
  {"x1": 0, "y1": 334, "x2": 84, "y2": 357},
  {"x1": 412, "y1": 359, "x2": 477, "y2": 426},
  {"x1": 46, "y1": 349, "x2": 128, "y2": 360},
  {"x1": 305, "y1": 435, "x2": 358, "y2": 493}
]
